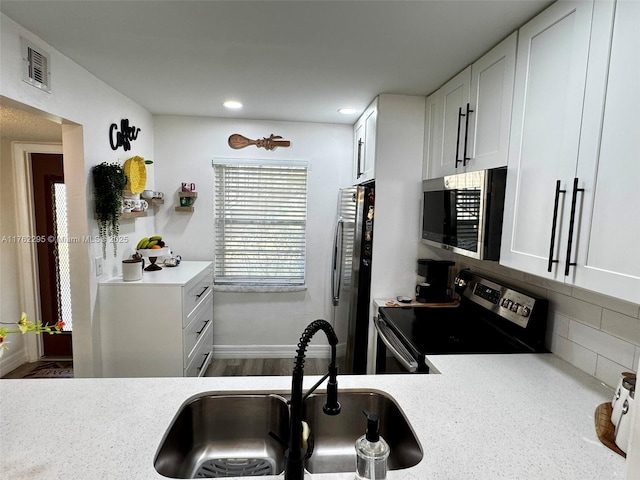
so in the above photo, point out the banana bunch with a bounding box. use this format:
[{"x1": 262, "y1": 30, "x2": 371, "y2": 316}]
[{"x1": 136, "y1": 235, "x2": 165, "y2": 250}]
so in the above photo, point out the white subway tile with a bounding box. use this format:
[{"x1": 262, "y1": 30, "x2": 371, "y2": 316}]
[
  {"x1": 601, "y1": 309, "x2": 640, "y2": 345},
  {"x1": 572, "y1": 287, "x2": 640, "y2": 318},
  {"x1": 551, "y1": 334, "x2": 597, "y2": 376},
  {"x1": 568, "y1": 321, "x2": 635, "y2": 369},
  {"x1": 547, "y1": 290, "x2": 602, "y2": 329},
  {"x1": 635, "y1": 348, "x2": 640, "y2": 372},
  {"x1": 550, "y1": 311, "x2": 570, "y2": 338},
  {"x1": 595, "y1": 355, "x2": 633, "y2": 389},
  {"x1": 523, "y1": 272, "x2": 573, "y2": 296}
]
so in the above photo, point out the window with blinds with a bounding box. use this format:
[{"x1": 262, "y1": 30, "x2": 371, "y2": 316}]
[{"x1": 213, "y1": 161, "x2": 308, "y2": 285}]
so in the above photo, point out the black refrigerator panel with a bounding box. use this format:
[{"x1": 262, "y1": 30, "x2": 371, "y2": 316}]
[{"x1": 341, "y1": 184, "x2": 374, "y2": 374}]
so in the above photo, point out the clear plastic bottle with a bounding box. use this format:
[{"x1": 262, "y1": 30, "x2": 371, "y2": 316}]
[{"x1": 355, "y1": 411, "x2": 390, "y2": 480}]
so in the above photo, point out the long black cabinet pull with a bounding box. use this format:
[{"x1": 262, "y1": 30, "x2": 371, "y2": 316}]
[
  {"x1": 463, "y1": 103, "x2": 474, "y2": 167},
  {"x1": 196, "y1": 319, "x2": 210, "y2": 335},
  {"x1": 356, "y1": 138, "x2": 363, "y2": 178},
  {"x1": 196, "y1": 285, "x2": 210, "y2": 298},
  {"x1": 564, "y1": 177, "x2": 584, "y2": 276},
  {"x1": 547, "y1": 180, "x2": 566, "y2": 272},
  {"x1": 455, "y1": 107, "x2": 463, "y2": 168}
]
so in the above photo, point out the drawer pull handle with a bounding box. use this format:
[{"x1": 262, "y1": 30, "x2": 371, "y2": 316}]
[
  {"x1": 196, "y1": 319, "x2": 210, "y2": 335},
  {"x1": 195, "y1": 285, "x2": 210, "y2": 298},
  {"x1": 197, "y1": 352, "x2": 210, "y2": 372}
]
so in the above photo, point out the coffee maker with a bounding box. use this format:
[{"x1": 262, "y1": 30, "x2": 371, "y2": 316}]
[{"x1": 415, "y1": 259, "x2": 454, "y2": 303}]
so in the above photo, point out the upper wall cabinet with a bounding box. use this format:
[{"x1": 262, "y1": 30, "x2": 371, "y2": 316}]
[
  {"x1": 501, "y1": 0, "x2": 639, "y2": 304},
  {"x1": 571, "y1": 0, "x2": 640, "y2": 303},
  {"x1": 353, "y1": 98, "x2": 378, "y2": 185},
  {"x1": 424, "y1": 32, "x2": 517, "y2": 179}
]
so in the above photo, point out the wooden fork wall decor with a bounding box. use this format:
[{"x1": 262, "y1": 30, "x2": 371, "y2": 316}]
[{"x1": 228, "y1": 134, "x2": 291, "y2": 151}]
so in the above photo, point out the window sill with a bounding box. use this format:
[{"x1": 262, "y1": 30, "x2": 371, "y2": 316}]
[{"x1": 213, "y1": 284, "x2": 307, "y2": 293}]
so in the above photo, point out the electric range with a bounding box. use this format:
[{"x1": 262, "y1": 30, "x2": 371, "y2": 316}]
[{"x1": 374, "y1": 269, "x2": 549, "y2": 373}]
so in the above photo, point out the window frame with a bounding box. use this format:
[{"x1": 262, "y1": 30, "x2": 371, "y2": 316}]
[{"x1": 212, "y1": 157, "x2": 309, "y2": 290}]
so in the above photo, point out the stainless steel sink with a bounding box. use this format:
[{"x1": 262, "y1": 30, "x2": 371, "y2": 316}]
[
  {"x1": 155, "y1": 390, "x2": 422, "y2": 478},
  {"x1": 302, "y1": 390, "x2": 423, "y2": 474},
  {"x1": 154, "y1": 393, "x2": 289, "y2": 478}
]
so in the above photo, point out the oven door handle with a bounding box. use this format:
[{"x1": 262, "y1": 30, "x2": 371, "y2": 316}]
[{"x1": 374, "y1": 316, "x2": 418, "y2": 372}]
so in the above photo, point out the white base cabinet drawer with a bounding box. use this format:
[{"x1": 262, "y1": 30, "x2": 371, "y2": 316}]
[
  {"x1": 185, "y1": 323, "x2": 213, "y2": 377},
  {"x1": 183, "y1": 292, "x2": 213, "y2": 366},
  {"x1": 99, "y1": 261, "x2": 214, "y2": 378}
]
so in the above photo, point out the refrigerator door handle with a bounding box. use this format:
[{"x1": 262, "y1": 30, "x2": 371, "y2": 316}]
[{"x1": 331, "y1": 217, "x2": 344, "y2": 306}]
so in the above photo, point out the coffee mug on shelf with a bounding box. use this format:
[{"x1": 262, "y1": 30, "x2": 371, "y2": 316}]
[
  {"x1": 181, "y1": 182, "x2": 196, "y2": 192},
  {"x1": 180, "y1": 196, "x2": 193, "y2": 207}
]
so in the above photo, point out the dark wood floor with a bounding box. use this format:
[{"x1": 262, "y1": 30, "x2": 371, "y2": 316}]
[
  {"x1": 204, "y1": 358, "x2": 332, "y2": 376},
  {"x1": 2, "y1": 358, "x2": 336, "y2": 378}
]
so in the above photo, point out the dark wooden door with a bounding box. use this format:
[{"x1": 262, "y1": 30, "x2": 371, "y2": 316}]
[{"x1": 31, "y1": 153, "x2": 73, "y2": 358}]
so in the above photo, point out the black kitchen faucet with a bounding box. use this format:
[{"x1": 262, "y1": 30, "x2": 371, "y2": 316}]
[{"x1": 283, "y1": 319, "x2": 341, "y2": 480}]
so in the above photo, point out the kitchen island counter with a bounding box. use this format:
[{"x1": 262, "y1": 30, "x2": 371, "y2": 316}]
[{"x1": 0, "y1": 354, "x2": 626, "y2": 479}]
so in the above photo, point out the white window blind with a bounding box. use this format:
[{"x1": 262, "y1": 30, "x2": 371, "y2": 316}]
[{"x1": 213, "y1": 161, "x2": 308, "y2": 285}]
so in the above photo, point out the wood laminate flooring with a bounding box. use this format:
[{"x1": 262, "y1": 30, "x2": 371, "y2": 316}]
[
  {"x1": 204, "y1": 358, "x2": 333, "y2": 377},
  {"x1": 2, "y1": 357, "x2": 340, "y2": 378}
]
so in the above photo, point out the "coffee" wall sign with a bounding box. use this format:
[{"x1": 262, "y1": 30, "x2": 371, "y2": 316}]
[{"x1": 109, "y1": 119, "x2": 141, "y2": 151}]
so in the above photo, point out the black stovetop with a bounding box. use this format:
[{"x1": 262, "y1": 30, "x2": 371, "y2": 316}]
[{"x1": 379, "y1": 301, "x2": 544, "y2": 357}]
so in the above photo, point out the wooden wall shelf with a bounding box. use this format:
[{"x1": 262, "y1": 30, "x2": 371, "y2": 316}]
[
  {"x1": 178, "y1": 191, "x2": 198, "y2": 198},
  {"x1": 175, "y1": 206, "x2": 195, "y2": 213}
]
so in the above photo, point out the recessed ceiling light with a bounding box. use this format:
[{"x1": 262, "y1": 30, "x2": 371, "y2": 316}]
[
  {"x1": 338, "y1": 108, "x2": 357, "y2": 115},
  {"x1": 223, "y1": 100, "x2": 243, "y2": 109}
]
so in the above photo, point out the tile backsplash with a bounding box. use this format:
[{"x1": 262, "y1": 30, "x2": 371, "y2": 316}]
[{"x1": 456, "y1": 258, "x2": 640, "y2": 389}]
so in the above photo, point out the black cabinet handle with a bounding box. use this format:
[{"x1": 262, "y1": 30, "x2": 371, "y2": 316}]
[
  {"x1": 356, "y1": 138, "x2": 363, "y2": 178},
  {"x1": 564, "y1": 177, "x2": 584, "y2": 276},
  {"x1": 196, "y1": 285, "x2": 210, "y2": 298},
  {"x1": 463, "y1": 103, "x2": 474, "y2": 167},
  {"x1": 196, "y1": 319, "x2": 210, "y2": 335},
  {"x1": 455, "y1": 107, "x2": 463, "y2": 168},
  {"x1": 196, "y1": 352, "x2": 211, "y2": 372},
  {"x1": 547, "y1": 180, "x2": 566, "y2": 272}
]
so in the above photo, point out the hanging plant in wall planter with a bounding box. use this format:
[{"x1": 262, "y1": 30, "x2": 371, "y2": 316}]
[{"x1": 92, "y1": 162, "x2": 127, "y2": 258}]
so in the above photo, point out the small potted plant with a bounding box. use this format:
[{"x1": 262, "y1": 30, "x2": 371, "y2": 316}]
[{"x1": 92, "y1": 162, "x2": 127, "y2": 258}]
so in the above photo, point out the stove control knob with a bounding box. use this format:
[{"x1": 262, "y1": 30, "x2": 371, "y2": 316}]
[
  {"x1": 510, "y1": 303, "x2": 520, "y2": 312},
  {"x1": 502, "y1": 298, "x2": 513, "y2": 309},
  {"x1": 519, "y1": 306, "x2": 531, "y2": 317}
]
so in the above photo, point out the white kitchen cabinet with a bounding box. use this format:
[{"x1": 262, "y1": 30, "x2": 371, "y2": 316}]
[
  {"x1": 425, "y1": 33, "x2": 516, "y2": 179},
  {"x1": 422, "y1": 90, "x2": 442, "y2": 180},
  {"x1": 429, "y1": 67, "x2": 471, "y2": 179},
  {"x1": 353, "y1": 98, "x2": 377, "y2": 184},
  {"x1": 571, "y1": 0, "x2": 640, "y2": 303},
  {"x1": 466, "y1": 31, "x2": 517, "y2": 172},
  {"x1": 99, "y1": 261, "x2": 214, "y2": 377},
  {"x1": 500, "y1": 0, "x2": 640, "y2": 303}
]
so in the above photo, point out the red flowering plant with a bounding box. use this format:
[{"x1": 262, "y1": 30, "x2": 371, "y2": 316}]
[{"x1": 0, "y1": 312, "x2": 65, "y2": 357}]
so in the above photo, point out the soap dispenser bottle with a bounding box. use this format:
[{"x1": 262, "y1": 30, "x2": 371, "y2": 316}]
[{"x1": 355, "y1": 410, "x2": 390, "y2": 480}]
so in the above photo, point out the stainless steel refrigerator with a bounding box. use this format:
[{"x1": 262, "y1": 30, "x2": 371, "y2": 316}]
[{"x1": 331, "y1": 183, "x2": 374, "y2": 374}]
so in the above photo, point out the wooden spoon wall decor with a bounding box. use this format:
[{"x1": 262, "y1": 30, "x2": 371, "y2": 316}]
[{"x1": 228, "y1": 134, "x2": 291, "y2": 151}]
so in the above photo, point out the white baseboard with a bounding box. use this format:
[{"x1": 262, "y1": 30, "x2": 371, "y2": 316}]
[
  {"x1": 213, "y1": 343, "x2": 347, "y2": 359},
  {"x1": 0, "y1": 349, "x2": 28, "y2": 377}
]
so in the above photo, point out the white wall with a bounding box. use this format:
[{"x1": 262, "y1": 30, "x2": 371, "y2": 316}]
[
  {"x1": 0, "y1": 13, "x2": 154, "y2": 376},
  {"x1": 153, "y1": 116, "x2": 352, "y2": 355}
]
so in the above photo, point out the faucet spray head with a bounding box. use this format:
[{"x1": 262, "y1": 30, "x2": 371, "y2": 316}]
[{"x1": 323, "y1": 364, "x2": 341, "y2": 415}]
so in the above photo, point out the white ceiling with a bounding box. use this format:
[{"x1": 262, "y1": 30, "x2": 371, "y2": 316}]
[{"x1": 0, "y1": 0, "x2": 552, "y2": 125}]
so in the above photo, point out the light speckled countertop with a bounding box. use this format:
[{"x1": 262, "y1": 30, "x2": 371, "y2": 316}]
[{"x1": 0, "y1": 354, "x2": 626, "y2": 479}]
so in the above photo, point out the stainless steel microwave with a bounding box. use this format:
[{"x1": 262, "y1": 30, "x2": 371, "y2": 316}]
[{"x1": 421, "y1": 167, "x2": 507, "y2": 260}]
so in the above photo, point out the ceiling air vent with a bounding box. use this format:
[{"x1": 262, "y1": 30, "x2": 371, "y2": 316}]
[{"x1": 21, "y1": 38, "x2": 51, "y2": 93}]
